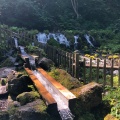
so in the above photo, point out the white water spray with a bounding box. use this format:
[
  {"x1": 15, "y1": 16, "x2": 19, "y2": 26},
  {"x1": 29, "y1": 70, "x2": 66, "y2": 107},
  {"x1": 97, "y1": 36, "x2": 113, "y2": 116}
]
[
  {"x1": 37, "y1": 33, "x2": 70, "y2": 47},
  {"x1": 84, "y1": 34, "x2": 94, "y2": 47},
  {"x1": 14, "y1": 38, "x2": 18, "y2": 48}
]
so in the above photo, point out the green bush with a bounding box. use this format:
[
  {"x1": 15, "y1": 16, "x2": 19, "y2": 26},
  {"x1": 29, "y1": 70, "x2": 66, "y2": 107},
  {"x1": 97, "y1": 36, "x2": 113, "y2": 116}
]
[{"x1": 1, "y1": 79, "x2": 6, "y2": 86}]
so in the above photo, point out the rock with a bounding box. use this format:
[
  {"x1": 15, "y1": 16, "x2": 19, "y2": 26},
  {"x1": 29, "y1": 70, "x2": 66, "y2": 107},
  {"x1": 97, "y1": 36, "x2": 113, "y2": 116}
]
[
  {"x1": 13, "y1": 99, "x2": 56, "y2": 120},
  {"x1": 7, "y1": 75, "x2": 33, "y2": 96},
  {"x1": 38, "y1": 57, "x2": 54, "y2": 70},
  {"x1": 16, "y1": 91, "x2": 40, "y2": 105},
  {"x1": 0, "y1": 67, "x2": 15, "y2": 79},
  {"x1": 13, "y1": 101, "x2": 20, "y2": 107},
  {"x1": 71, "y1": 82, "x2": 103, "y2": 111},
  {"x1": 0, "y1": 111, "x2": 9, "y2": 120},
  {"x1": 0, "y1": 86, "x2": 7, "y2": 94}
]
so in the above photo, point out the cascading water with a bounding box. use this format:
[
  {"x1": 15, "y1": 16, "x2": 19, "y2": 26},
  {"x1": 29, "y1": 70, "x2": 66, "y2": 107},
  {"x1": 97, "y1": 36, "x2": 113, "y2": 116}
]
[
  {"x1": 14, "y1": 38, "x2": 18, "y2": 48},
  {"x1": 37, "y1": 33, "x2": 70, "y2": 47},
  {"x1": 84, "y1": 34, "x2": 94, "y2": 47},
  {"x1": 74, "y1": 36, "x2": 79, "y2": 50},
  {"x1": 19, "y1": 46, "x2": 26, "y2": 55},
  {"x1": 37, "y1": 33, "x2": 47, "y2": 43},
  {"x1": 33, "y1": 70, "x2": 74, "y2": 120}
]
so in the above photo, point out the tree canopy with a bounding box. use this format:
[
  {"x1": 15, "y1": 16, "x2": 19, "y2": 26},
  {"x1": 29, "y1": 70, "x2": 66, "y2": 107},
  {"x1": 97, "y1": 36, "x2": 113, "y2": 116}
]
[{"x1": 0, "y1": 0, "x2": 120, "y2": 31}]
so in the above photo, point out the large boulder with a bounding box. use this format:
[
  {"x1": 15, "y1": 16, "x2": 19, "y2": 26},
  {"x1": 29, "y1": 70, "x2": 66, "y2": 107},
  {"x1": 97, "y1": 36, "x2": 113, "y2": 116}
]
[
  {"x1": 71, "y1": 82, "x2": 103, "y2": 111},
  {"x1": 38, "y1": 57, "x2": 54, "y2": 70},
  {"x1": 7, "y1": 75, "x2": 33, "y2": 96}
]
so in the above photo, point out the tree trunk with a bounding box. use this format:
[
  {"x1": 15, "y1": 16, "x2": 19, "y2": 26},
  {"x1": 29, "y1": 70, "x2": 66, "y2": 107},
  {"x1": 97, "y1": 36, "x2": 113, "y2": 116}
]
[{"x1": 71, "y1": 0, "x2": 79, "y2": 18}]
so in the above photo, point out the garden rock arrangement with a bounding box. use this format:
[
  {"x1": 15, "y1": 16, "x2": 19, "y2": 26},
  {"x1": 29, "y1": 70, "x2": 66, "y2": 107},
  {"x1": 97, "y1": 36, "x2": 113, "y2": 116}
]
[{"x1": 0, "y1": 66, "x2": 105, "y2": 120}]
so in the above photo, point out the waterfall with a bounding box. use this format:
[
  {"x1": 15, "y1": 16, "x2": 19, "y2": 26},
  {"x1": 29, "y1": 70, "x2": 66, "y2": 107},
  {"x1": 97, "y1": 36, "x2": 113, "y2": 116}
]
[
  {"x1": 74, "y1": 36, "x2": 79, "y2": 44},
  {"x1": 19, "y1": 46, "x2": 26, "y2": 55},
  {"x1": 14, "y1": 38, "x2": 18, "y2": 48},
  {"x1": 84, "y1": 34, "x2": 94, "y2": 47},
  {"x1": 33, "y1": 70, "x2": 74, "y2": 120},
  {"x1": 37, "y1": 33, "x2": 70, "y2": 47},
  {"x1": 36, "y1": 33, "x2": 47, "y2": 43},
  {"x1": 74, "y1": 36, "x2": 79, "y2": 50}
]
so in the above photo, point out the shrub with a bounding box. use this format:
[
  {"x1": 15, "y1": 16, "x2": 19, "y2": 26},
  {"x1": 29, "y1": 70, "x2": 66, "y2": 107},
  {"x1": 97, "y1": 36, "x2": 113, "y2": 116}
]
[{"x1": 1, "y1": 79, "x2": 6, "y2": 86}]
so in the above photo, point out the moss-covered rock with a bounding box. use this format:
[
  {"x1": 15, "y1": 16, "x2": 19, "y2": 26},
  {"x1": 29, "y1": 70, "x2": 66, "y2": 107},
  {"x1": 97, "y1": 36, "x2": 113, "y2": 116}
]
[
  {"x1": 48, "y1": 68, "x2": 81, "y2": 90},
  {"x1": 71, "y1": 82, "x2": 103, "y2": 111},
  {"x1": 16, "y1": 91, "x2": 40, "y2": 105},
  {"x1": 13, "y1": 99, "x2": 57, "y2": 120},
  {"x1": 7, "y1": 75, "x2": 33, "y2": 96},
  {"x1": 0, "y1": 111, "x2": 9, "y2": 120}
]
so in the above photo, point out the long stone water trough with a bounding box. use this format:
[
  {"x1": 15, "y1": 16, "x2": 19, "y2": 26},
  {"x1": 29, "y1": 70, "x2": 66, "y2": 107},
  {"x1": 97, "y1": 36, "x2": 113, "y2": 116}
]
[{"x1": 25, "y1": 67, "x2": 76, "y2": 114}]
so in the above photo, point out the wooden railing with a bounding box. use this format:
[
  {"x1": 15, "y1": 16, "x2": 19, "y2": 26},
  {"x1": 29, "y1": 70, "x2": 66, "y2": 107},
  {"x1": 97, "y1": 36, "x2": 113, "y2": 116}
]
[
  {"x1": 0, "y1": 25, "x2": 120, "y2": 87},
  {"x1": 39, "y1": 43, "x2": 120, "y2": 87}
]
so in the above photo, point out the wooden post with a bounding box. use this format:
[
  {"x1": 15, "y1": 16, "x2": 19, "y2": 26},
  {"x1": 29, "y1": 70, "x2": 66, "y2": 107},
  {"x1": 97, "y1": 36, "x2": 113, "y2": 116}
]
[
  {"x1": 83, "y1": 58, "x2": 86, "y2": 84},
  {"x1": 103, "y1": 59, "x2": 106, "y2": 87},
  {"x1": 69, "y1": 53, "x2": 72, "y2": 75},
  {"x1": 59, "y1": 49, "x2": 62, "y2": 67},
  {"x1": 96, "y1": 58, "x2": 99, "y2": 83},
  {"x1": 66, "y1": 52, "x2": 69, "y2": 72},
  {"x1": 72, "y1": 53, "x2": 75, "y2": 76},
  {"x1": 118, "y1": 59, "x2": 120, "y2": 86},
  {"x1": 74, "y1": 50, "x2": 79, "y2": 79},
  {"x1": 110, "y1": 59, "x2": 114, "y2": 87},
  {"x1": 89, "y1": 58, "x2": 92, "y2": 82}
]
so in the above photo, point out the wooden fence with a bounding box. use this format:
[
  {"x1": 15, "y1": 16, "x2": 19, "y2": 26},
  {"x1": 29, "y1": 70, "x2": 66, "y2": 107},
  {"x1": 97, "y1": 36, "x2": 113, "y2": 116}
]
[
  {"x1": 0, "y1": 25, "x2": 120, "y2": 87},
  {"x1": 38, "y1": 43, "x2": 120, "y2": 87}
]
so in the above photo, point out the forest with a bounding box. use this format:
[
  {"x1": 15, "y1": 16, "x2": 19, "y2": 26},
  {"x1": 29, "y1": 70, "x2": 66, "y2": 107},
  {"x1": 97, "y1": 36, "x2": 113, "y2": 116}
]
[{"x1": 0, "y1": 0, "x2": 120, "y2": 31}]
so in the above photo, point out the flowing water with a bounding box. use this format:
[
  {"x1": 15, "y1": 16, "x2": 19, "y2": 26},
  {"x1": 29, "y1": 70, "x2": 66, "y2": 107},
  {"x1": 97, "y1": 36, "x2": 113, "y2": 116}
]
[
  {"x1": 33, "y1": 70, "x2": 74, "y2": 120},
  {"x1": 84, "y1": 34, "x2": 94, "y2": 47},
  {"x1": 36, "y1": 33, "x2": 70, "y2": 47},
  {"x1": 14, "y1": 38, "x2": 18, "y2": 48},
  {"x1": 19, "y1": 45, "x2": 74, "y2": 119}
]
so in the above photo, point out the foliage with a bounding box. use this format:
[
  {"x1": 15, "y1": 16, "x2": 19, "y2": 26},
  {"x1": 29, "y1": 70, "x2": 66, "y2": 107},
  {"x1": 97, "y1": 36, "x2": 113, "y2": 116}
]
[
  {"x1": 26, "y1": 44, "x2": 39, "y2": 53},
  {"x1": 0, "y1": 0, "x2": 120, "y2": 30},
  {"x1": 103, "y1": 87, "x2": 120, "y2": 119},
  {"x1": 0, "y1": 58, "x2": 13, "y2": 68},
  {"x1": 47, "y1": 38, "x2": 60, "y2": 47},
  {"x1": 1, "y1": 79, "x2": 6, "y2": 86}
]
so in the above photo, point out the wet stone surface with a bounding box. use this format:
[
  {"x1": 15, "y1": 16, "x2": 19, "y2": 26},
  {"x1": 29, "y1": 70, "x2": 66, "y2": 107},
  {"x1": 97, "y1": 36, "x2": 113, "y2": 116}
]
[{"x1": 0, "y1": 99, "x2": 8, "y2": 111}]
